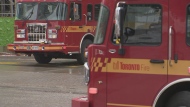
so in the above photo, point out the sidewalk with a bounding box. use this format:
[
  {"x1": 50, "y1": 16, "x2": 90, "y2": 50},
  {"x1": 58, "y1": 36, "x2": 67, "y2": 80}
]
[
  {"x1": 0, "y1": 46, "x2": 16, "y2": 56},
  {"x1": 0, "y1": 52, "x2": 16, "y2": 56}
]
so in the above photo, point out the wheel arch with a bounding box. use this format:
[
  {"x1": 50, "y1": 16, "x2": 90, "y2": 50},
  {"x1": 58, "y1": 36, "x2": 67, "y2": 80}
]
[
  {"x1": 79, "y1": 33, "x2": 94, "y2": 53},
  {"x1": 153, "y1": 78, "x2": 190, "y2": 107}
]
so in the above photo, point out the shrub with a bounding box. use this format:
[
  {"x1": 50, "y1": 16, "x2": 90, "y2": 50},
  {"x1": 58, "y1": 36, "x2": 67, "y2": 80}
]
[{"x1": 0, "y1": 17, "x2": 14, "y2": 46}]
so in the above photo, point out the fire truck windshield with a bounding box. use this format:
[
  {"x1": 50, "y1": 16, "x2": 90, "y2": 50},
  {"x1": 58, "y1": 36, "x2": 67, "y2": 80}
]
[
  {"x1": 15, "y1": 2, "x2": 38, "y2": 20},
  {"x1": 15, "y1": 2, "x2": 67, "y2": 20},
  {"x1": 38, "y1": 3, "x2": 67, "y2": 20},
  {"x1": 94, "y1": 5, "x2": 109, "y2": 44}
]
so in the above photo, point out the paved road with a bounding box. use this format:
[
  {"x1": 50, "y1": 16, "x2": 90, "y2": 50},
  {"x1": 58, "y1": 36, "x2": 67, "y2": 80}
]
[{"x1": 0, "y1": 56, "x2": 87, "y2": 107}]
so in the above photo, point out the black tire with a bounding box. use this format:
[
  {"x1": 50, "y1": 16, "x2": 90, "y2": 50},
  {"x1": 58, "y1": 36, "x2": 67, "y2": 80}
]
[
  {"x1": 33, "y1": 53, "x2": 52, "y2": 64},
  {"x1": 77, "y1": 39, "x2": 92, "y2": 65},
  {"x1": 166, "y1": 91, "x2": 190, "y2": 107}
]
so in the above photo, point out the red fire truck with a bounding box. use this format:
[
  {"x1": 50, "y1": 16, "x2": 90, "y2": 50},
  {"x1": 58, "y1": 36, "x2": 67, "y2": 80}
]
[
  {"x1": 72, "y1": 0, "x2": 190, "y2": 107},
  {"x1": 7, "y1": 0, "x2": 101, "y2": 64}
]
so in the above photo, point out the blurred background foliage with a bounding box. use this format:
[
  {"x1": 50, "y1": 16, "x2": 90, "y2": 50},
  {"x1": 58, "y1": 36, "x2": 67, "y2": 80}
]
[{"x1": 0, "y1": 17, "x2": 14, "y2": 46}]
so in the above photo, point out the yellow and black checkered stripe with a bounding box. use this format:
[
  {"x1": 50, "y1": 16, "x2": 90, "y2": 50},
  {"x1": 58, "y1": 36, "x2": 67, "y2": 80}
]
[{"x1": 90, "y1": 57, "x2": 111, "y2": 72}]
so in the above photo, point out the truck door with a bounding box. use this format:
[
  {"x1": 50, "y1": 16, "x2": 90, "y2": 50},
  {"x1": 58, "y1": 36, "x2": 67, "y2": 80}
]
[
  {"x1": 106, "y1": 1, "x2": 169, "y2": 106},
  {"x1": 65, "y1": 1, "x2": 83, "y2": 46},
  {"x1": 168, "y1": 0, "x2": 190, "y2": 82}
]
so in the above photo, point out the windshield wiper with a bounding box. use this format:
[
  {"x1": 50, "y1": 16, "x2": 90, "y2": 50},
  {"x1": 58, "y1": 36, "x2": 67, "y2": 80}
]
[
  {"x1": 27, "y1": 7, "x2": 34, "y2": 20},
  {"x1": 22, "y1": 6, "x2": 34, "y2": 26},
  {"x1": 23, "y1": 6, "x2": 34, "y2": 20}
]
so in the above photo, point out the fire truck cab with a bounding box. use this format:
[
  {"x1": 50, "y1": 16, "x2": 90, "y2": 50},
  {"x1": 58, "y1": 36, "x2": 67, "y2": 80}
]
[
  {"x1": 7, "y1": 0, "x2": 101, "y2": 64},
  {"x1": 72, "y1": 0, "x2": 190, "y2": 107}
]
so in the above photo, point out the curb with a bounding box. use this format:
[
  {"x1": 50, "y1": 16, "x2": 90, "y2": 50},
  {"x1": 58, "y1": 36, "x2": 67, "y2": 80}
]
[{"x1": 0, "y1": 52, "x2": 17, "y2": 56}]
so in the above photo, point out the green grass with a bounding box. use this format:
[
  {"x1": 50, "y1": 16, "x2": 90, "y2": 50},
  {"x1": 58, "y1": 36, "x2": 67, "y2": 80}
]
[{"x1": 0, "y1": 17, "x2": 14, "y2": 46}]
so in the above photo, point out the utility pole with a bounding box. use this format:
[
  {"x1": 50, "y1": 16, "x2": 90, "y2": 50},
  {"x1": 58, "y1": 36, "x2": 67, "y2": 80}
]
[{"x1": 9, "y1": 0, "x2": 14, "y2": 17}]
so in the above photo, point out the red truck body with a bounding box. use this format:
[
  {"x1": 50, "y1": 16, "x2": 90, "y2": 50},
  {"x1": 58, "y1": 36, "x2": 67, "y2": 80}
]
[
  {"x1": 72, "y1": 0, "x2": 190, "y2": 107},
  {"x1": 7, "y1": 0, "x2": 101, "y2": 64}
]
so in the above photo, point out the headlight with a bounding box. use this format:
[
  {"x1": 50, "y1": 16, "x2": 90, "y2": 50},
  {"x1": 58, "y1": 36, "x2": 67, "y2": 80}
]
[
  {"x1": 16, "y1": 29, "x2": 25, "y2": 38},
  {"x1": 17, "y1": 34, "x2": 25, "y2": 38},
  {"x1": 84, "y1": 52, "x2": 88, "y2": 58},
  {"x1": 17, "y1": 29, "x2": 25, "y2": 33},
  {"x1": 84, "y1": 62, "x2": 90, "y2": 85},
  {"x1": 48, "y1": 34, "x2": 57, "y2": 38},
  {"x1": 48, "y1": 29, "x2": 57, "y2": 39}
]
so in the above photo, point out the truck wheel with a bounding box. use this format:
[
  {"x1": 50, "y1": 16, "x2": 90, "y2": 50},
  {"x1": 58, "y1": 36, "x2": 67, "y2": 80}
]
[
  {"x1": 77, "y1": 39, "x2": 92, "y2": 65},
  {"x1": 33, "y1": 53, "x2": 52, "y2": 64},
  {"x1": 166, "y1": 91, "x2": 190, "y2": 107}
]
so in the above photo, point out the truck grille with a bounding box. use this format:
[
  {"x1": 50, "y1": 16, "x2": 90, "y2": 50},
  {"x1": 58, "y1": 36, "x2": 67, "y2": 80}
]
[{"x1": 27, "y1": 23, "x2": 47, "y2": 42}]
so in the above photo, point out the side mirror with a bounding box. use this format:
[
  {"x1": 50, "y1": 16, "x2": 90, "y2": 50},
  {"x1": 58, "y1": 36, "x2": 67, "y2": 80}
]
[
  {"x1": 115, "y1": 7, "x2": 125, "y2": 55},
  {"x1": 124, "y1": 27, "x2": 135, "y2": 36},
  {"x1": 115, "y1": 7, "x2": 125, "y2": 44},
  {"x1": 74, "y1": 4, "x2": 80, "y2": 20}
]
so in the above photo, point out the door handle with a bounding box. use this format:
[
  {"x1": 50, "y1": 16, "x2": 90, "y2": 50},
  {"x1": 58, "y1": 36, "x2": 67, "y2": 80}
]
[
  {"x1": 150, "y1": 59, "x2": 164, "y2": 63},
  {"x1": 109, "y1": 49, "x2": 116, "y2": 54},
  {"x1": 83, "y1": 14, "x2": 87, "y2": 26},
  {"x1": 169, "y1": 26, "x2": 173, "y2": 66}
]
